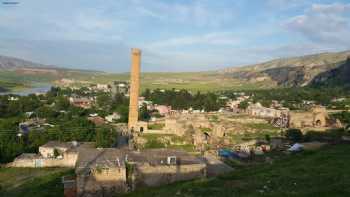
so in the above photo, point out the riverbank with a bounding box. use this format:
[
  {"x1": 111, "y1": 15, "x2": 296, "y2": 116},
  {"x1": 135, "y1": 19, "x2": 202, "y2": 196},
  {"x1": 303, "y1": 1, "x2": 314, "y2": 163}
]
[
  {"x1": 0, "y1": 81, "x2": 27, "y2": 93},
  {"x1": 0, "y1": 83, "x2": 52, "y2": 96}
]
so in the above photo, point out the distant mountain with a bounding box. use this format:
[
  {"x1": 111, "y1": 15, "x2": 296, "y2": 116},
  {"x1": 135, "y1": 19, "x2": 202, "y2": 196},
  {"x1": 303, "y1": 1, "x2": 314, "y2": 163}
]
[
  {"x1": 311, "y1": 57, "x2": 350, "y2": 87},
  {"x1": 0, "y1": 54, "x2": 103, "y2": 81},
  {"x1": 0, "y1": 55, "x2": 102, "y2": 72},
  {"x1": 0, "y1": 55, "x2": 61, "y2": 70},
  {"x1": 220, "y1": 51, "x2": 350, "y2": 87}
]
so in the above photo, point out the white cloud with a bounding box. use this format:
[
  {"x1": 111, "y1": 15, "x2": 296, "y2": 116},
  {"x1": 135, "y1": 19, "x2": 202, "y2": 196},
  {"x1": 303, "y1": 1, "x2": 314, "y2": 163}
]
[
  {"x1": 131, "y1": 0, "x2": 237, "y2": 27},
  {"x1": 285, "y1": 3, "x2": 350, "y2": 46},
  {"x1": 146, "y1": 32, "x2": 239, "y2": 50}
]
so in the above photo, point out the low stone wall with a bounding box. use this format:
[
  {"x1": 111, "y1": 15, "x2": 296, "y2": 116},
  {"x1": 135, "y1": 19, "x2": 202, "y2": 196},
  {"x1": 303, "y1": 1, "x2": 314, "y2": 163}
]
[
  {"x1": 8, "y1": 158, "x2": 36, "y2": 167},
  {"x1": 143, "y1": 129, "x2": 172, "y2": 135},
  {"x1": 76, "y1": 167, "x2": 127, "y2": 197},
  {"x1": 134, "y1": 163, "x2": 206, "y2": 187},
  {"x1": 9, "y1": 152, "x2": 78, "y2": 168}
]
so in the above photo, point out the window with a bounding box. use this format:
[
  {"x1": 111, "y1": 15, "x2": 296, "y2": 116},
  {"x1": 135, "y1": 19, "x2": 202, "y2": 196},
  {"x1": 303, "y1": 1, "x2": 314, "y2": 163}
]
[{"x1": 167, "y1": 156, "x2": 176, "y2": 165}]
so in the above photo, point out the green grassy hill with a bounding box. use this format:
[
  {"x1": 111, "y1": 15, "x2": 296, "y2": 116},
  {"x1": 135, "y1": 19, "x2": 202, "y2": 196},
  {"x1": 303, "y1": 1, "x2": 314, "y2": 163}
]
[
  {"x1": 124, "y1": 144, "x2": 350, "y2": 197},
  {"x1": 0, "y1": 168, "x2": 73, "y2": 197},
  {"x1": 221, "y1": 50, "x2": 350, "y2": 87}
]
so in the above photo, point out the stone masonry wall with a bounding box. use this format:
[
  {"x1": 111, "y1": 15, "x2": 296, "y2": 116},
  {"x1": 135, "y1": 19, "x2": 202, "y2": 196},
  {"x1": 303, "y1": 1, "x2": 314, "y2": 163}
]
[{"x1": 134, "y1": 163, "x2": 206, "y2": 187}]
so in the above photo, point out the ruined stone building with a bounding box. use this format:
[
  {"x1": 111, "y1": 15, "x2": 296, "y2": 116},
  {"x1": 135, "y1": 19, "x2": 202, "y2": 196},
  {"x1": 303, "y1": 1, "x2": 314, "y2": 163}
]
[
  {"x1": 75, "y1": 148, "x2": 128, "y2": 197},
  {"x1": 127, "y1": 149, "x2": 206, "y2": 188},
  {"x1": 247, "y1": 102, "x2": 289, "y2": 119},
  {"x1": 289, "y1": 106, "x2": 329, "y2": 128}
]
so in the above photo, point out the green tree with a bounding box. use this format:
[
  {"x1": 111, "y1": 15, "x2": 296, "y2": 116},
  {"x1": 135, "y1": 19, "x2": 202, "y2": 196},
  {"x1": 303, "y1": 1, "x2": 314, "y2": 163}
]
[
  {"x1": 95, "y1": 127, "x2": 116, "y2": 148},
  {"x1": 139, "y1": 104, "x2": 150, "y2": 121},
  {"x1": 238, "y1": 100, "x2": 249, "y2": 110}
]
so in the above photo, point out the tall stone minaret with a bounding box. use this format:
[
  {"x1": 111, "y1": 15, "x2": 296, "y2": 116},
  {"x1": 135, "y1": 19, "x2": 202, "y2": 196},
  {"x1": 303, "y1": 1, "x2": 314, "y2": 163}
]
[{"x1": 128, "y1": 48, "x2": 141, "y2": 129}]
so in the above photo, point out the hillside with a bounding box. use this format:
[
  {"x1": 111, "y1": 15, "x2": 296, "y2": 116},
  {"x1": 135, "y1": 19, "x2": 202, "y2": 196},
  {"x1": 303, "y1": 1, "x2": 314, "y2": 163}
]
[
  {"x1": 2, "y1": 50, "x2": 350, "y2": 93},
  {"x1": 124, "y1": 144, "x2": 350, "y2": 197},
  {"x1": 0, "y1": 55, "x2": 48, "y2": 70},
  {"x1": 311, "y1": 57, "x2": 350, "y2": 88},
  {"x1": 0, "y1": 55, "x2": 103, "y2": 92},
  {"x1": 0, "y1": 54, "x2": 275, "y2": 92},
  {"x1": 0, "y1": 168, "x2": 73, "y2": 197},
  {"x1": 221, "y1": 51, "x2": 350, "y2": 87}
]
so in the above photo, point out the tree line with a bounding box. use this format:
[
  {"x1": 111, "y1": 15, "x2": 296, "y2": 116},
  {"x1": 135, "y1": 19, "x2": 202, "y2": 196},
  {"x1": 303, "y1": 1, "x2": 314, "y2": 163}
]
[{"x1": 142, "y1": 88, "x2": 226, "y2": 111}]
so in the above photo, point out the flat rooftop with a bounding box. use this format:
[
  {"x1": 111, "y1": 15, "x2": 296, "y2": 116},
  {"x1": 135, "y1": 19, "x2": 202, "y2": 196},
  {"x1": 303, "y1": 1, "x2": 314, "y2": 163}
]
[{"x1": 128, "y1": 149, "x2": 204, "y2": 166}]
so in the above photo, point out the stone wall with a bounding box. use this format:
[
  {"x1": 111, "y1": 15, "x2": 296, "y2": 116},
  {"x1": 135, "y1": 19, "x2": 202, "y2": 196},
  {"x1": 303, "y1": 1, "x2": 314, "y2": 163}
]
[
  {"x1": 133, "y1": 163, "x2": 206, "y2": 187},
  {"x1": 164, "y1": 119, "x2": 186, "y2": 136},
  {"x1": 76, "y1": 167, "x2": 127, "y2": 197},
  {"x1": 289, "y1": 107, "x2": 328, "y2": 128},
  {"x1": 9, "y1": 151, "x2": 78, "y2": 168},
  {"x1": 39, "y1": 146, "x2": 70, "y2": 158}
]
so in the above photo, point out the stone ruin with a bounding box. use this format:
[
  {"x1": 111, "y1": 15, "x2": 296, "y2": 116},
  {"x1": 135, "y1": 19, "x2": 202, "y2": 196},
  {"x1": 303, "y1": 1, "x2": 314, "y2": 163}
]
[{"x1": 289, "y1": 106, "x2": 329, "y2": 128}]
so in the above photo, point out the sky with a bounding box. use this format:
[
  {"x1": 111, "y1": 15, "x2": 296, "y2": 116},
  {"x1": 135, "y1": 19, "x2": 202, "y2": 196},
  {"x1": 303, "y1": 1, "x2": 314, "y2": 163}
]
[{"x1": 0, "y1": 0, "x2": 350, "y2": 72}]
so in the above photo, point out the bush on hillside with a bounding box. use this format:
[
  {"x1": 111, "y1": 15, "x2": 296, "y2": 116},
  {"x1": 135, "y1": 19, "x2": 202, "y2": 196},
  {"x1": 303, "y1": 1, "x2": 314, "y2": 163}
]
[{"x1": 285, "y1": 129, "x2": 303, "y2": 143}]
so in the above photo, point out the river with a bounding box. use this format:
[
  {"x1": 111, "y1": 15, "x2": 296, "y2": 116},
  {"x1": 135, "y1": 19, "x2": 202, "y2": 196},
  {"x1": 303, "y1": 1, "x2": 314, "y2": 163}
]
[{"x1": 0, "y1": 83, "x2": 52, "y2": 96}]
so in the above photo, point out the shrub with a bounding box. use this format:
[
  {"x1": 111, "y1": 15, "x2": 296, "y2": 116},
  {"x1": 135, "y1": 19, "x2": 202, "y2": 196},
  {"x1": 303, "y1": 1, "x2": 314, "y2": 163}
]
[
  {"x1": 285, "y1": 129, "x2": 303, "y2": 143},
  {"x1": 145, "y1": 139, "x2": 165, "y2": 149},
  {"x1": 265, "y1": 134, "x2": 271, "y2": 142}
]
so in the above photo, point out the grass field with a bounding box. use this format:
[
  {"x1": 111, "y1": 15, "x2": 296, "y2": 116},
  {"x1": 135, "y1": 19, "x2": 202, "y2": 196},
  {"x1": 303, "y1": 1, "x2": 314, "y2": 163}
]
[
  {"x1": 123, "y1": 143, "x2": 350, "y2": 197},
  {"x1": 140, "y1": 133, "x2": 195, "y2": 152},
  {"x1": 0, "y1": 80, "x2": 26, "y2": 92},
  {"x1": 0, "y1": 69, "x2": 276, "y2": 92},
  {"x1": 90, "y1": 72, "x2": 275, "y2": 92},
  {"x1": 0, "y1": 168, "x2": 73, "y2": 197}
]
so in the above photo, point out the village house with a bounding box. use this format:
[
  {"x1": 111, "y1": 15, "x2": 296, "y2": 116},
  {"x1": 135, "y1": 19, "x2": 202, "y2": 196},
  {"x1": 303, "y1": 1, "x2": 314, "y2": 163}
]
[
  {"x1": 18, "y1": 118, "x2": 47, "y2": 135},
  {"x1": 88, "y1": 116, "x2": 106, "y2": 126},
  {"x1": 105, "y1": 113, "x2": 121, "y2": 123},
  {"x1": 111, "y1": 81, "x2": 130, "y2": 96},
  {"x1": 247, "y1": 102, "x2": 289, "y2": 119},
  {"x1": 8, "y1": 96, "x2": 19, "y2": 101},
  {"x1": 96, "y1": 83, "x2": 110, "y2": 92},
  {"x1": 57, "y1": 78, "x2": 76, "y2": 87},
  {"x1": 69, "y1": 97, "x2": 93, "y2": 109},
  {"x1": 138, "y1": 97, "x2": 152, "y2": 108},
  {"x1": 75, "y1": 148, "x2": 128, "y2": 197},
  {"x1": 153, "y1": 105, "x2": 172, "y2": 116},
  {"x1": 226, "y1": 95, "x2": 250, "y2": 110},
  {"x1": 8, "y1": 141, "x2": 79, "y2": 168}
]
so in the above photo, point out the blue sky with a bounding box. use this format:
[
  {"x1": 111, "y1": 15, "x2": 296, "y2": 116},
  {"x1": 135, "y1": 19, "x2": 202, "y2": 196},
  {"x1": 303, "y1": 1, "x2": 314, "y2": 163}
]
[{"x1": 0, "y1": 0, "x2": 350, "y2": 72}]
